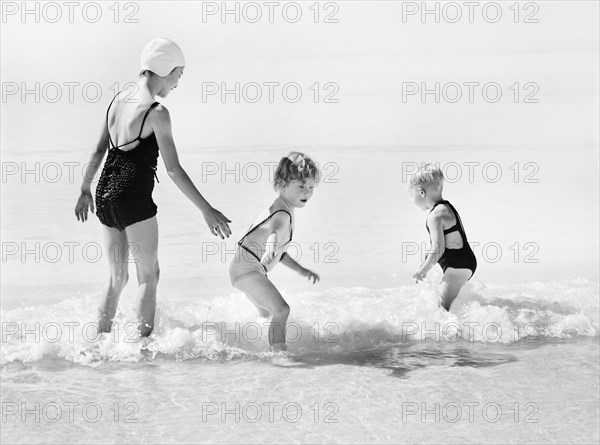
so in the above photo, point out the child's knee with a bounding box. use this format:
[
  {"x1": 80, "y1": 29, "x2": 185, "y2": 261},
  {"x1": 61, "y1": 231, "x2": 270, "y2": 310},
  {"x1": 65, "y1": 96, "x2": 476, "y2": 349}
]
[
  {"x1": 117, "y1": 271, "x2": 129, "y2": 290},
  {"x1": 273, "y1": 302, "x2": 290, "y2": 318},
  {"x1": 138, "y1": 292, "x2": 157, "y2": 307},
  {"x1": 139, "y1": 265, "x2": 160, "y2": 286},
  {"x1": 109, "y1": 268, "x2": 129, "y2": 291}
]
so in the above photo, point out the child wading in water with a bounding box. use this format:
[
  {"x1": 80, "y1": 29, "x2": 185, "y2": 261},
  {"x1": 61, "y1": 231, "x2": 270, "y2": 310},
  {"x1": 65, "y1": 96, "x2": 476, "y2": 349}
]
[
  {"x1": 74, "y1": 38, "x2": 231, "y2": 337},
  {"x1": 407, "y1": 165, "x2": 477, "y2": 311},
  {"x1": 230, "y1": 152, "x2": 321, "y2": 351}
]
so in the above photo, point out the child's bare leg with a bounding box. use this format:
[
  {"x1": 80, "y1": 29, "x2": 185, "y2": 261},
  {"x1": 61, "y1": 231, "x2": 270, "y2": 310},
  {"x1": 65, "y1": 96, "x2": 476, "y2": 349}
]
[
  {"x1": 125, "y1": 217, "x2": 159, "y2": 337},
  {"x1": 234, "y1": 273, "x2": 290, "y2": 349},
  {"x1": 246, "y1": 294, "x2": 271, "y2": 318},
  {"x1": 98, "y1": 225, "x2": 130, "y2": 333},
  {"x1": 440, "y1": 268, "x2": 472, "y2": 311}
]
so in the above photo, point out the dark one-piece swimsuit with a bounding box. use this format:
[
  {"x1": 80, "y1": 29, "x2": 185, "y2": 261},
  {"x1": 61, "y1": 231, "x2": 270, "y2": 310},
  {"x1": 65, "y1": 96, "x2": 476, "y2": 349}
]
[
  {"x1": 95, "y1": 93, "x2": 161, "y2": 231},
  {"x1": 426, "y1": 200, "x2": 477, "y2": 278}
]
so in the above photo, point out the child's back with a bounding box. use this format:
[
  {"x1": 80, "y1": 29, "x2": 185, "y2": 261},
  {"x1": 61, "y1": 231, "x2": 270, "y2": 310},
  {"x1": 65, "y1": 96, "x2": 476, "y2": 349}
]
[{"x1": 426, "y1": 200, "x2": 476, "y2": 276}]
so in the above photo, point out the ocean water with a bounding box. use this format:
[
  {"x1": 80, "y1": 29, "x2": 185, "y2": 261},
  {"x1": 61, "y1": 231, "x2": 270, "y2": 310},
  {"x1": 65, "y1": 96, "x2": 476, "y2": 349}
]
[
  {"x1": 1, "y1": 145, "x2": 599, "y2": 443},
  {"x1": 1, "y1": 278, "x2": 599, "y2": 443},
  {"x1": 2, "y1": 1, "x2": 600, "y2": 443}
]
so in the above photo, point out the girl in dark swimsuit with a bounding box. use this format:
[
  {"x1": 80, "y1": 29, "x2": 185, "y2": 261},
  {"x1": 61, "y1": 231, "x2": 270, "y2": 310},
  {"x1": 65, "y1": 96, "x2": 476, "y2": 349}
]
[
  {"x1": 229, "y1": 153, "x2": 320, "y2": 351},
  {"x1": 74, "y1": 38, "x2": 232, "y2": 337},
  {"x1": 407, "y1": 165, "x2": 477, "y2": 311}
]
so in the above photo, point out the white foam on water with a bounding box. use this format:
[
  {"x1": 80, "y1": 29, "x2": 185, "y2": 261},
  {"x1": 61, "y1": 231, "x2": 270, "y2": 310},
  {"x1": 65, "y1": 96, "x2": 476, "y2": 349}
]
[{"x1": 1, "y1": 278, "x2": 597, "y2": 366}]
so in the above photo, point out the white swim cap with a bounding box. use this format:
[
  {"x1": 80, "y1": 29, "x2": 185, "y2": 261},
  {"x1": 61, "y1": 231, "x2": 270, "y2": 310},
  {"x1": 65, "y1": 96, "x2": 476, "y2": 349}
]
[{"x1": 139, "y1": 38, "x2": 185, "y2": 77}]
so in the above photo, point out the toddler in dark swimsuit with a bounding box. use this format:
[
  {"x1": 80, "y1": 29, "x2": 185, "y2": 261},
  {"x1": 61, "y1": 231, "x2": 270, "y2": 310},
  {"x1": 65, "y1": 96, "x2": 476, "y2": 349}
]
[
  {"x1": 407, "y1": 164, "x2": 477, "y2": 311},
  {"x1": 229, "y1": 152, "x2": 320, "y2": 351}
]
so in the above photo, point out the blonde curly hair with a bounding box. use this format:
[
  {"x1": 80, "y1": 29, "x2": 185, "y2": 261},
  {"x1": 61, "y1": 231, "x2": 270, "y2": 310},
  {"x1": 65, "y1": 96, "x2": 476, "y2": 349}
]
[{"x1": 273, "y1": 152, "x2": 320, "y2": 191}]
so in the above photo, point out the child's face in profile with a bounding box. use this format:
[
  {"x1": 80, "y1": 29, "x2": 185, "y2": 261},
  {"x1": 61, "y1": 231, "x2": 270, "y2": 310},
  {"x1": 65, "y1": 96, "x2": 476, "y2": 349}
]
[
  {"x1": 282, "y1": 178, "x2": 316, "y2": 208},
  {"x1": 408, "y1": 186, "x2": 428, "y2": 211}
]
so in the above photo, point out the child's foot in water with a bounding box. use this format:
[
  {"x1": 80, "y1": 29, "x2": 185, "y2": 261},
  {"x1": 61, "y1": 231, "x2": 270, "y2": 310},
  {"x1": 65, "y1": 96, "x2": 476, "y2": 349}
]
[
  {"x1": 270, "y1": 349, "x2": 303, "y2": 367},
  {"x1": 270, "y1": 342, "x2": 287, "y2": 352},
  {"x1": 78, "y1": 332, "x2": 111, "y2": 363},
  {"x1": 140, "y1": 336, "x2": 154, "y2": 355}
]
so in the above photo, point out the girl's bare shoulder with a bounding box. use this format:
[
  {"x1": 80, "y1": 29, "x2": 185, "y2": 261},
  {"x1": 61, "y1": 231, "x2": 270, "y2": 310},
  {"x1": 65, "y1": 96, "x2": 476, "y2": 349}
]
[
  {"x1": 146, "y1": 103, "x2": 171, "y2": 130},
  {"x1": 431, "y1": 204, "x2": 456, "y2": 228},
  {"x1": 262, "y1": 207, "x2": 292, "y2": 230}
]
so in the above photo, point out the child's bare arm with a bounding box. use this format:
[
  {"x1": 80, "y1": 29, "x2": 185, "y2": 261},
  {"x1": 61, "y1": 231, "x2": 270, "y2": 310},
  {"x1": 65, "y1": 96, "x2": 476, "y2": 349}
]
[
  {"x1": 281, "y1": 253, "x2": 320, "y2": 284},
  {"x1": 75, "y1": 121, "x2": 109, "y2": 222},
  {"x1": 152, "y1": 106, "x2": 231, "y2": 238},
  {"x1": 280, "y1": 252, "x2": 302, "y2": 272},
  {"x1": 261, "y1": 212, "x2": 290, "y2": 265},
  {"x1": 81, "y1": 121, "x2": 109, "y2": 192},
  {"x1": 413, "y1": 210, "x2": 446, "y2": 281}
]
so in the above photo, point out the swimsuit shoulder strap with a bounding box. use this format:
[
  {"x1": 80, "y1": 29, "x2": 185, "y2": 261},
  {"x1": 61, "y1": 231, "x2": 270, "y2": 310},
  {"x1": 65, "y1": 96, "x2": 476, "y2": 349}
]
[
  {"x1": 107, "y1": 99, "x2": 160, "y2": 150},
  {"x1": 426, "y1": 200, "x2": 446, "y2": 231},
  {"x1": 427, "y1": 200, "x2": 460, "y2": 236},
  {"x1": 441, "y1": 200, "x2": 469, "y2": 243},
  {"x1": 105, "y1": 92, "x2": 121, "y2": 149},
  {"x1": 432, "y1": 200, "x2": 458, "y2": 235},
  {"x1": 238, "y1": 209, "x2": 293, "y2": 245},
  {"x1": 276, "y1": 209, "x2": 293, "y2": 241},
  {"x1": 136, "y1": 102, "x2": 160, "y2": 140},
  {"x1": 266, "y1": 209, "x2": 293, "y2": 242}
]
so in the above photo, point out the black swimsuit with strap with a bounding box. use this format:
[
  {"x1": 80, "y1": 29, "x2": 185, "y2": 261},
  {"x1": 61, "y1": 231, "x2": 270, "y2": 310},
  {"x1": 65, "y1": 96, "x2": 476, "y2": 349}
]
[
  {"x1": 426, "y1": 200, "x2": 477, "y2": 278},
  {"x1": 95, "y1": 93, "x2": 161, "y2": 231}
]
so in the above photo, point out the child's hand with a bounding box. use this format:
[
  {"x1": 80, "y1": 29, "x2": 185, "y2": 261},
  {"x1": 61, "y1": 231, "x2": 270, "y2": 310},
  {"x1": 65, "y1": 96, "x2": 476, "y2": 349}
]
[
  {"x1": 75, "y1": 191, "x2": 94, "y2": 222},
  {"x1": 260, "y1": 249, "x2": 277, "y2": 267},
  {"x1": 302, "y1": 268, "x2": 320, "y2": 284},
  {"x1": 203, "y1": 207, "x2": 232, "y2": 239},
  {"x1": 412, "y1": 269, "x2": 427, "y2": 283},
  {"x1": 261, "y1": 233, "x2": 280, "y2": 267}
]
